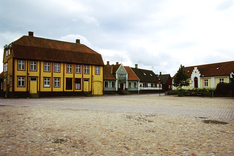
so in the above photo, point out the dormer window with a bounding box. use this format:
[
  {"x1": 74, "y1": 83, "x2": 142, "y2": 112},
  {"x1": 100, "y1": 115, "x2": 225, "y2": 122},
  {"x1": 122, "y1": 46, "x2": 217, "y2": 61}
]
[
  {"x1": 143, "y1": 73, "x2": 146, "y2": 75},
  {"x1": 150, "y1": 74, "x2": 152, "y2": 76},
  {"x1": 217, "y1": 67, "x2": 219, "y2": 70}
]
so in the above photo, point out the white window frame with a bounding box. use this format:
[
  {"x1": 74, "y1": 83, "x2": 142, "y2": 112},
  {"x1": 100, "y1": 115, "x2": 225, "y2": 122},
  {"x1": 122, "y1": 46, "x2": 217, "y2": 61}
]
[
  {"x1": 54, "y1": 78, "x2": 60, "y2": 88},
  {"x1": 67, "y1": 64, "x2": 72, "y2": 73},
  {"x1": 30, "y1": 61, "x2": 37, "y2": 71},
  {"x1": 129, "y1": 82, "x2": 132, "y2": 88},
  {"x1": 44, "y1": 62, "x2": 50, "y2": 72},
  {"x1": 134, "y1": 82, "x2": 137, "y2": 88},
  {"x1": 112, "y1": 81, "x2": 115, "y2": 88},
  {"x1": 204, "y1": 79, "x2": 208, "y2": 87},
  {"x1": 84, "y1": 66, "x2": 89, "y2": 74},
  {"x1": 95, "y1": 66, "x2": 100, "y2": 75},
  {"x1": 18, "y1": 60, "x2": 25, "y2": 71},
  {"x1": 76, "y1": 65, "x2": 81, "y2": 73},
  {"x1": 54, "y1": 63, "x2": 60, "y2": 72},
  {"x1": 104, "y1": 81, "x2": 108, "y2": 88},
  {"x1": 44, "y1": 78, "x2": 50, "y2": 87},
  {"x1": 17, "y1": 77, "x2": 25, "y2": 87},
  {"x1": 219, "y1": 78, "x2": 224, "y2": 83}
]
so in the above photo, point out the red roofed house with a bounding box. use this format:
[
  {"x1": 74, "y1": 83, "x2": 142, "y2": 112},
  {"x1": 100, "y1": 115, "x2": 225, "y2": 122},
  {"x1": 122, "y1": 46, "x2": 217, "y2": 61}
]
[
  {"x1": 103, "y1": 61, "x2": 139, "y2": 94},
  {"x1": 172, "y1": 61, "x2": 234, "y2": 90},
  {"x1": 2, "y1": 32, "x2": 104, "y2": 98}
]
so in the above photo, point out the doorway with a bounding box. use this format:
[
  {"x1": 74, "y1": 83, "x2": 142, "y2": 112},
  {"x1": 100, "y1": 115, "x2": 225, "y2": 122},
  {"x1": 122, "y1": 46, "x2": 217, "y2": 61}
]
[
  {"x1": 84, "y1": 79, "x2": 89, "y2": 92},
  {"x1": 194, "y1": 77, "x2": 198, "y2": 88},
  {"x1": 30, "y1": 77, "x2": 37, "y2": 93}
]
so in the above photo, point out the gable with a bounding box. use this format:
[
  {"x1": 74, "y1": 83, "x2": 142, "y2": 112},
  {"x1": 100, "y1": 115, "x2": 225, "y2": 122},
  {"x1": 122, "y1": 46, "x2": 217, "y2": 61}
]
[{"x1": 116, "y1": 65, "x2": 127, "y2": 75}]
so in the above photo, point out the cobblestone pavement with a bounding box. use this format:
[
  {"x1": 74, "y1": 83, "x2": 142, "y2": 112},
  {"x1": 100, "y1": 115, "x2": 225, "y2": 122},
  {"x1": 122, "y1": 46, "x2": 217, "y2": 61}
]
[{"x1": 0, "y1": 94, "x2": 233, "y2": 121}]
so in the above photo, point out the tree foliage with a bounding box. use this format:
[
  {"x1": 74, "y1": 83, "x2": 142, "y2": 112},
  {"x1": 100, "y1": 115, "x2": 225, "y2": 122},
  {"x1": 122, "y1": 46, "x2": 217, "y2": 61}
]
[{"x1": 173, "y1": 64, "x2": 190, "y2": 89}]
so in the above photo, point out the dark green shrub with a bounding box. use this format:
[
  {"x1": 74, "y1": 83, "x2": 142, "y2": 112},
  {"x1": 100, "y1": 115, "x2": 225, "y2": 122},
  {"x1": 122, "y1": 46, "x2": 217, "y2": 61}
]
[{"x1": 215, "y1": 83, "x2": 231, "y2": 96}]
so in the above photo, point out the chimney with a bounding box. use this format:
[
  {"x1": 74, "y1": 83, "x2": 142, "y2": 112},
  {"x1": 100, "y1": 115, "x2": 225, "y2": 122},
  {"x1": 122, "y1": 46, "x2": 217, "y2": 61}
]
[
  {"x1": 107, "y1": 61, "x2": 110, "y2": 65},
  {"x1": 116, "y1": 62, "x2": 119, "y2": 65},
  {"x1": 135, "y1": 64, "x2": 138, "y2": 68},
  {"x1": 160, "y1": 72, "x2": 162, "y2": 75},
  {"x1": 76, "y1": 39, "x2": 80, "y2": 44},
  {"x1": 28, "y1": 31, "x2": 34, "y2": 37}
]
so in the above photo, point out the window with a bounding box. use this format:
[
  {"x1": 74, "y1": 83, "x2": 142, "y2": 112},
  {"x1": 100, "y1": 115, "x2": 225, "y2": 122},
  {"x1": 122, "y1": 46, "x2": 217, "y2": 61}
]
[
  {"x1": 67, "y1": 64, "x2": 72, "y2": 73},
  {"x1": 151, "y1": 83, "x2": 154, "y2": 87},
  {"x1": 129, "y1": 82, "x2": 132, "y2": 88},
  {"x1": 54, "y1": 63, "x2": 60, "y2": 72},
  {"x1": 17, "y1": 77, "x2": 25, "y2": 87},
  {"x1": 204, "y1": 79, "x2": 208, "y2": 87},
  {"x1": 112, "y1": 81, "x2": 115, "y2": 88},
  {"x1": 44, "y1": 62, "x2": 50, "y2": 72},
  {"x1": 155, "y1": 84, "x2": 157, "y2": 87},
  {"x1": 75, "y1": 79, "x2": 81, "y2": 90},
  {"x1": 143, "y1": 82, "x2": 148, "y2": 87},
  {"x1": 8, "y1": 49, "x2": 10, "y2": 55},
  {"x1": 30, "y1": 61, "x2": 37, "y2": 71},
  {"x1": 18, "y1": 60, "x2": 25, "y2": 70},
  {"x1": 6, "y1": 50, "x2": 8, "y2": 57},
  {"x1": 84, "y1": 66, "x2": 89, "y2": 74},
  {"x1": 134, "y1": 82, "x2": 137, "y2": 88},
  {"x1": 104, "y1": 81, "x2": 108, "y2": 88},
  {"x1": 66, "y1": 78, "x2": 72, "y2": 90},
  {"x1": 4, "y1": 63, "x2": 8, "y2": 72},
  {"x1": 54, "y1": 78, "x2": 60, "y2": 87},
  {"x1": 95, "y1": 66, "x2": 100, "y2": 75},
  {"x1": 220, "y1": 79, "x2": 224, "y2": 83},
  {"x1": 76, "y1": 65, "x2": 81, "y2": 73},
  {"x1": 44, "y1": 78, "x2": 50, "y2": 87}
]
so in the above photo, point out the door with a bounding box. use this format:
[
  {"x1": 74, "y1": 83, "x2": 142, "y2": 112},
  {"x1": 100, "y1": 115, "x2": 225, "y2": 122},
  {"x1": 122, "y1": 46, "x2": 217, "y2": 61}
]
[
  {"x1": 194, "y1": 77, "x2": 198, "y2": 88},
  {"x1": 30, "y1": 77, "x2": 37, "y2": 93},
  {"x1": 93, "y1": 82, "x2": 102, "y2": 95},
  {"x1": 84, "y1": 79, "x2": 89, "y2": 92},
  {"x1": 120, "y1": 83, "x2": 124, "y2": 90}
]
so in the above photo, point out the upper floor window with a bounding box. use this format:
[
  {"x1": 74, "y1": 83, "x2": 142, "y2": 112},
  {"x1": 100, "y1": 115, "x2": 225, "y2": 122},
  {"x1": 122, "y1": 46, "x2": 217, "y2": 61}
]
[
  {"x1": 95, "y1": 66, "x2": 100, "y2": 75},
  {"x1": 67, "y1": 64, "x2": 72, "y2": 73},
  {"x1": 204, "y1": 79, "x2": 208, "y2": 87},
  {"x1": 54, "y1": 63, "x2": 60, "y2": 72},
  {"x1": 18, "y1": 60, "x2": 25, "y2": 70},
  {"x1": 76, "y1": 65, "x2": 81, "y2": 73},
  {"x1": 4, "y1": 63, "x2": 8, "y2": 72},
  {"x1": 44, "y1": 62, "x2": 50, "y2": 72},
  {"x1": 219, "y1": 78, "x2": 224, "y2": 83},
  {"x1": 30, "y1": 61, "x2": 37, "y2": 71},
  {"x1": 84, "y1": 66, "x2": 89, "y2": 74},
  {"x1": 17, "y1": 77, "x2": 25, "y2": 87}
]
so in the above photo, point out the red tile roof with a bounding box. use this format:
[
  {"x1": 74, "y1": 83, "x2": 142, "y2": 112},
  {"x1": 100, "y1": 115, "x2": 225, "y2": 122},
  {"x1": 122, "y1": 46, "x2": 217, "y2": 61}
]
[
  {"x1": 124, "y1": 66, "x2": 139, "y2": 81},
  {"x1": 103, "y1": 65, "x2": 116, "y2": 80},
  {"x1": 173, "y1": 61, "x2": 234, "y2": 78},
  {"x1": 11, "y1": 36, "x2": 104, "y2": 66}
]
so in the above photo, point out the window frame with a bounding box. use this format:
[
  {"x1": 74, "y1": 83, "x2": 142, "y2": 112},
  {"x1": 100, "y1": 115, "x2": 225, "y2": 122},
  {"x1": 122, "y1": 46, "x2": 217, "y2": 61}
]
[
  {"x1": 111, "y1": 81, "x2": 115, "y2": 88},
  {"x1": 67, "y1": 64, "x2": 72, "y2": 73},
  {"x1": 75, "y1": 78, "x2": 81, "y2": 90},
  {"x1": 134, "y1": 82, "x2": 137, "y2": 88},
  {"x1": 129, "y1": 82, "x2": 132, "y2": 88},
  {"x1": 17, "y1": 76, "x2": 25, "y2": 87},
  {"x1": 204, "y1": 79, "x2": 208, "y2": 87},
  {"x1": 44, "y1": 62, "x2": 50, "y2": 72},
  {"x1": 219, "y1": 78, "x2": 224, "y2": 83},
  {"x1": 54, "y1": 63, "x2": 60, "y2": 73},
  {"x1": 84, "y1": 65, "x2": 90, "y2": 74},
  {"x1": 76, "y1": 65, "x2": 81, "y2": 74},
  {"x1": 43, "y1": 77, "x2": 50, "y2": 88},
  {"x1": 54, "y1": 78, "x2": 60, "y2": 88},
  {"x1": 30, "y1": 61, "x2": 37, "y2": 71},
  {"x1": 104, "y1": 81, "x2": 108, "y2": 88},
  {"x1": 18, "y1": 60, "x2": 25, "y2": 71},
  {"x1": 95, "y1": 66, "x2": 100, "y2": 75}
]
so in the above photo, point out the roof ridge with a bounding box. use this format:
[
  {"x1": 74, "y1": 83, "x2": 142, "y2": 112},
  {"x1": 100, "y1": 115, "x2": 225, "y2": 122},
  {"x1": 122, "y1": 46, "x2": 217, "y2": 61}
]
[{"x1": 185, "y1": 60, "x2": 234, "y2": 68}]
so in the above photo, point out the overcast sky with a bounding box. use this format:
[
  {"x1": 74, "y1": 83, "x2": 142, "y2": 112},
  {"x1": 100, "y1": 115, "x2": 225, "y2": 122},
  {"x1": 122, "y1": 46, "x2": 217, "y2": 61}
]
[{"x1": 1, "y1": 0, "x2": 234, "y2": 76}]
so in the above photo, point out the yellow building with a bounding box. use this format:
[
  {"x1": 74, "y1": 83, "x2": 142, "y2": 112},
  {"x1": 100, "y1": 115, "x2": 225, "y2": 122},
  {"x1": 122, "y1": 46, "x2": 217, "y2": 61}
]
[
  {"x1": 2, "y1": 32, "x2": 104, "y2": 98},
  {"x1": 172, "y1": 61, "x2": 234, "y2": 90}
]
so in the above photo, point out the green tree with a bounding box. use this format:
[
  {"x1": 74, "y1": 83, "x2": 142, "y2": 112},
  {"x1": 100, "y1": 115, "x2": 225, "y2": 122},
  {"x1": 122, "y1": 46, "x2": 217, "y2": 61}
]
[{"x1": 173, "y1": 65, "x2": 190, "y2": 96}]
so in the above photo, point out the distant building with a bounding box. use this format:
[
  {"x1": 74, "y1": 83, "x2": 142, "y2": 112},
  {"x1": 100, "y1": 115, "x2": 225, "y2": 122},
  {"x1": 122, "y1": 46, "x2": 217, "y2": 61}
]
[
  {"x1": 172, "y1": 61, "x2": 234, "y2": 90},
  {"x1": 159, "y1": 72, "x2": 172, "y2": 92},
  {"x1": 2, "y1": 31, "x2": 104, "y2": 98}
]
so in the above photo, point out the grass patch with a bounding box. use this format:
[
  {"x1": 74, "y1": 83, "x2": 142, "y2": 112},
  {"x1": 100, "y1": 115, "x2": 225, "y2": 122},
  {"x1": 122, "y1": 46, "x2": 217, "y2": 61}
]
[{"x1": 202, "y1": 120, "x2": 228, "y2": 125}]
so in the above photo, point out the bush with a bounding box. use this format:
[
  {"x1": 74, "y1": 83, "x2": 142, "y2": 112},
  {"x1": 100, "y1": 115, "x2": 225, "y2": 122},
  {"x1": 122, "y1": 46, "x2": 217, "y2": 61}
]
[{"x1": 215, "y1": 83, "x2": 231, "y2": 96}]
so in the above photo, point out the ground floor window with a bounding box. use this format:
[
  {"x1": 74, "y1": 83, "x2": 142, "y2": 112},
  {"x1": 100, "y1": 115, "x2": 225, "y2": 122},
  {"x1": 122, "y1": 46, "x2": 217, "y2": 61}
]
[
  {"x1": 129, "y1": 82, "x2": 132, "y2": 88},
  {"x1": 143, "y1": 82, "x2": 148, "y2": 87},
  {"x1": 111, "y1": 81, "x2": 115, "y2": 88},
  {"x1": 18, "y1": 77, "x2": 25, "y2": 87},
  {"x1": 75, "y1": 78, "x2": 81, "y2": 90},
  {"x1": 54, "y1": 78, "x2": 60, "y2": 87},
  {"x1": 134, "y1": 82, "x2": 137, "y2": 88},
  {"x1": 66, "y1": 78, "x2": 72, "y2": 90},
  {"x1": 204, "y1": 79, "x2": 208, "y2": 87},
  {"x1": 44, "y1": 78, "x2": 50, "y2": 87},
  {"x1": 104, "y1": 81, "x2": 108, "y2": 88},
  {"x1": 219, "y1": 78, "x2": 224, "y2": 83}
]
